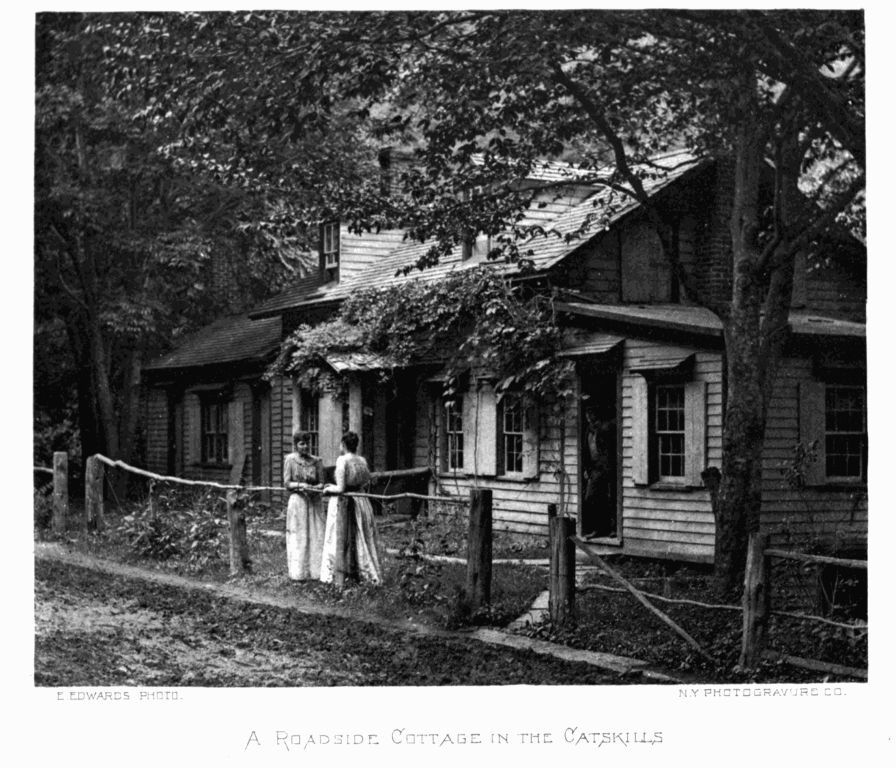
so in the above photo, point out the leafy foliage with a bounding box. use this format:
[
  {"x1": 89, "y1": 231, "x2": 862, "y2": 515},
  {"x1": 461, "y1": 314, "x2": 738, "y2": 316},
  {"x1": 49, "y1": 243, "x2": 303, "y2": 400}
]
[
  {"x1": 118, "y1": 487, "x2": 229, "y2": 569},
  {"x1": 33, "y1": 486, "x2": 55, "y2": 532},
  {"x1": 270, "y1": 267, "x2": 575, "y2": 406}
]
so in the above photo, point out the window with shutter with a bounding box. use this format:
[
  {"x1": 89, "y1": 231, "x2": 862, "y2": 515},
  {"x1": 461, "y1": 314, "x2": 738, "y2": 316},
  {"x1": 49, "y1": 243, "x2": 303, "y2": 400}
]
[
  {"x1": 195, "y1": 391, "x2": 232, "y2": 466},
  {"x1": 800, "y1": 380, "x2": 867, "y2": 484},
  {"x1": 824, "y1": 386, "x2": 866, "y2": 480},
  {"x1": 321, "y1": 220, "x2": 340, "y2": 270},
  {"x1": 630, "y1": 366, "x2": 706, "y2": 487},
  {"x1": 621, "y1": 222, "x2": 671, "y2": 303},
  {"x1": 299, "y1": 389, "x2": 320, "y2": 457},
  {"x1": 498, "y1": 392, "x2": 539, "y2": 479},
  {"x1": 442, "y1": 397, "x2": 465, "y2": 472}
]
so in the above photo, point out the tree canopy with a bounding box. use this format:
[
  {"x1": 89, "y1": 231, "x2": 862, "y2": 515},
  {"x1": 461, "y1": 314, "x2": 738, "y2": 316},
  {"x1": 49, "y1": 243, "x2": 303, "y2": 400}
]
[{"x1": 35, "y1": 10, "x2": 865, "y2": 592}]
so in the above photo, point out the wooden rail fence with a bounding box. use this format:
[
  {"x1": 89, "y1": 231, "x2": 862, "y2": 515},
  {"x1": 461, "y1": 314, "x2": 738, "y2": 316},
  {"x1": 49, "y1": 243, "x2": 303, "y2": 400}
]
[
  {"x1": 740, "y1": 532, "x2": 867, "y2": 678},
  {"x1": 36, "y1": 452, "x2": 867, "y2": 675}
]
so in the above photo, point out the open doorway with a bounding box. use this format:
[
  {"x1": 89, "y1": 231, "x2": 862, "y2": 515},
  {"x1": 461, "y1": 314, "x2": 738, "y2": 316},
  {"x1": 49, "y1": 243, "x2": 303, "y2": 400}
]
[{"x1": 580, "y1": 368, "x2": 619, "y2": 539}]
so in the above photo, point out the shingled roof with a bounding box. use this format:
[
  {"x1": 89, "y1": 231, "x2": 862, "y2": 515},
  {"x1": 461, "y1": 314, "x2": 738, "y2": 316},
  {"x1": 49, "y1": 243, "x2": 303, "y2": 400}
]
[
  {"x1": 144, "y1": 312, "x2": 282, "y2": 372},
  {"x1": 251, "y1": 151, "x2": 704, "y2": 315}
]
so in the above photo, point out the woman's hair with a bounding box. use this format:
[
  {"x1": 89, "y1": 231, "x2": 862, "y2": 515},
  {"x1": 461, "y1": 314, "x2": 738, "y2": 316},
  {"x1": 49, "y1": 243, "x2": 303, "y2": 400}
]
[
  {"x1": 341, "y1": 430, "x2": 360, "y2": 453},
  {"x1": 293, "y1": 430, "x2": 311, "y2": 446}
]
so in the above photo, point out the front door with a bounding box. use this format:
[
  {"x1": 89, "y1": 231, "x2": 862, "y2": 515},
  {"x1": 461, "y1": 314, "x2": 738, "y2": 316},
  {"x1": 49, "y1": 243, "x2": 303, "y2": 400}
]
[
  {"x1": 385, "y1": 373, "x2": 416, "y2": 470},
  {"x1": 580, "y1": 369, "x2": 619, "y2": 538}
]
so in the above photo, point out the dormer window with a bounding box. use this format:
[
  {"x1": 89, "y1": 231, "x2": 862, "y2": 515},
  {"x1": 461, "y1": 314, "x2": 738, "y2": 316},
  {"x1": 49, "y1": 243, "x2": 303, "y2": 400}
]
[
  {"x1": 321, "y1": 220, "x2": 340, "y2": 270},
  {"x1": 461, "y1": 233, "x2": 491, "y2": 262}
]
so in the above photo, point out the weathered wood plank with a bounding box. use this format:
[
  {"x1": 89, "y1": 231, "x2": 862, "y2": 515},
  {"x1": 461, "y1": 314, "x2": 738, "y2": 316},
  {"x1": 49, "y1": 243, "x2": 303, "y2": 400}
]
[
  {"x1": 52, "y1": 451, "x2": 68, "y2": 534},
  {"x1": 740, "y1": 533, "x2": 770, "y2": 669},
  {"x1": 466, "y1": 489, "x2": 493, "y2": 610},
  {"x1": 85, "y1": 455, "x2": 104, "y2": 532},
  {"x1": 549, "y1": 515, "x2": 576, "y2": 625}
]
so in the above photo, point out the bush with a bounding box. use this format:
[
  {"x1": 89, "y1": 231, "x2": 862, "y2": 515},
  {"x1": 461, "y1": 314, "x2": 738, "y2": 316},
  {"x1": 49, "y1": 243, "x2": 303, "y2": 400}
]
[
  {"x1": 34, "y1": 486, "x2": 54, "y2": 531},
  {"x1": 119, "y1": 507, "x2": 183, "y2": 560},
  {"x1": 118, "y1": 487, "x2": 229, "y2": 569}
]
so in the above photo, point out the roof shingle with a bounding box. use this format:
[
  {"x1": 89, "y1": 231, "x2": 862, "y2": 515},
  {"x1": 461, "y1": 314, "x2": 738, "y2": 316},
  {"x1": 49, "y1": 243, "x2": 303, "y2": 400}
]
[{"x1": 144, "y1": 313, "x2": 282, "y2": 371}]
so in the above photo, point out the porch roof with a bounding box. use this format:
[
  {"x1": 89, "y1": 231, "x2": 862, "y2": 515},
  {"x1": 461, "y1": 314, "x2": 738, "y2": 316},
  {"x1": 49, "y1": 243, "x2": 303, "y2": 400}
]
[
  {"x1": 325, "y1": 352, "x2": 396, "y2": 372},
  {"x1": 144, "y1": 313, "x2": 282, "y2": 372},
  {"x1": 559, "y1": 330, "x2": 624, "y2": 357},
  {"x1": 557, "y1": 302, "x2": 866, "y2": 340}
]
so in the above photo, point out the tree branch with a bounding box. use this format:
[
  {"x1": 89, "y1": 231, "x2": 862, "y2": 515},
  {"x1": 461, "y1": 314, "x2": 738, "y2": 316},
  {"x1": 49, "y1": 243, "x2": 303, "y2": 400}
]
[
  {"x1": 551, "y1": 62, "x2": 720, "y2": 314},
  {"x1": 747, "y1": 11, "x2": 865, "y2": 168},
  {"x1": 771, "y1": 171, "x2": 865, "y2": 268}
]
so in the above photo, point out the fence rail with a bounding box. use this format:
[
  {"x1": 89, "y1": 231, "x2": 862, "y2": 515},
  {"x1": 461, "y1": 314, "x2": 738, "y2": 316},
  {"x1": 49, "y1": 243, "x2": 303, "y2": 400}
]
[
  {"x1": 740, "y1": 532, "x2": 867, "y2": 676},
  {"x1": 93, "y1": 455, "x2": 465, "y2": 505},
  {"x1": 36, "y1": 451, "x2": 867, "y2": 675},
  {"x1": 763, "y1": 548, "x2": 867, "y2": 570}
]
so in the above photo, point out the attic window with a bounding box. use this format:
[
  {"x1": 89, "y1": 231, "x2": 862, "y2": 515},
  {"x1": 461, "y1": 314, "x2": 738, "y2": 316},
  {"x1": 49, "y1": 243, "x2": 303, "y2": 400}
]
[
  {"x1": 321, "y1": 221, "x2": 340, "y2": 270},
  {"x1": 462, "y1": 233, "x2": 491, "y2": 262}
]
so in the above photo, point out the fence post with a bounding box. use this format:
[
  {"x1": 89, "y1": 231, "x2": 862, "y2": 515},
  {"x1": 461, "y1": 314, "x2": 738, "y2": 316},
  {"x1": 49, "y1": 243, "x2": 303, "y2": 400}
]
[
  {"x1": 740, "y1": 532, "x2": 770, "y2": 669},
  {"x1": 466, "y1": 488, "x2": 493, "y2": 610},
  {"x1": 227, "y1": 491, "x2": 251, "y2": 576},
  {"x1": 52, "y1": 451, "x2": 68, "y2": 534},
  {"x1": 85, "y1": 455, "x2": 105, "y2": 532},
  {"x1": 334, "y1": 497, "x2": 359, "y2": 588},
  {"x1": 549, "y1": 513, "x2": 575, "y2": 625}
]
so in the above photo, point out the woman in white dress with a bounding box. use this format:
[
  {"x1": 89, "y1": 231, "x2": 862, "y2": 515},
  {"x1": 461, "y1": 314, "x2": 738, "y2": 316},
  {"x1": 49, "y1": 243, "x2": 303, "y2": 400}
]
[
  {"x1": 319, "y1": 431, "x2": 383, "y2": 585},
  {"x1": 283, "y1": 431, "x2": 325, "y2": 580}
]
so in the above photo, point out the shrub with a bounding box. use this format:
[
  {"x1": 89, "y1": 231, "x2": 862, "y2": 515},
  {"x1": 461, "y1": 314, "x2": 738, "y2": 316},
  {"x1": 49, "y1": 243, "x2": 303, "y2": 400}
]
[
  {"x1": 117, "y1": 487, "x2": 230, "y2": 567},
  {"x1": 34, "y1": 486, "x2": 54, "y2": 531},
  {"x1": 119, "y1": 507, "x2": 183, "y2": 560}
]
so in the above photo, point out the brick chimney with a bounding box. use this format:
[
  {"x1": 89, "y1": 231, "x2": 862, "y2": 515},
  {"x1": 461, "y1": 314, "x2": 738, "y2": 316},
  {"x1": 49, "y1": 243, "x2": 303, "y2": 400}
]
[{"x1": 699, "y1": 158, "x2": 735, "y2": 308}]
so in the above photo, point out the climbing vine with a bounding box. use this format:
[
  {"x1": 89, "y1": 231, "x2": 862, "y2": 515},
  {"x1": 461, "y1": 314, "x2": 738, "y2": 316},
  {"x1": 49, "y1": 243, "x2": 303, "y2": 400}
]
[{"x1": 268, "y1": 267, "x2": 575, "y2": 407}]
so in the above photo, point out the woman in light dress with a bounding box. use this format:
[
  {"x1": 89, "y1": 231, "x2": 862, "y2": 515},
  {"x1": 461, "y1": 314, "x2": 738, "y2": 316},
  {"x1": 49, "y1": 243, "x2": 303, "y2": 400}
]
[
  {"x1": 320, "y1": 430, "x2": 383, "y2": 585},
  {"x1": 283, "y1": 431, "x2": 325, "y2": 580}
]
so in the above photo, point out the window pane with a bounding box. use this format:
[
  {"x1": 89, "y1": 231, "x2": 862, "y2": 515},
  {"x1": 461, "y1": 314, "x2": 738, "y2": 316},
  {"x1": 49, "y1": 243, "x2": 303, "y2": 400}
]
[
  {"x1": 444, "y1": 400, "x2": 464, "y2": 471},
  {"x1": 502, "y1": 395, "x2": 525, "y2": 473},
  {"x1": 824, "y1": 386, "x2": 866, "y2": 478},
  {"x1": 656, "y1": 386, "x2": 685, "y2": 479}
]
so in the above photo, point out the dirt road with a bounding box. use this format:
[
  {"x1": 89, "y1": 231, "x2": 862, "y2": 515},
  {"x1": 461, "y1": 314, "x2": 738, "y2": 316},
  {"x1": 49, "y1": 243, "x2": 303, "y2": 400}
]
[{"x1": 35, "y1": 552, "x2": 630, "y2": 686}]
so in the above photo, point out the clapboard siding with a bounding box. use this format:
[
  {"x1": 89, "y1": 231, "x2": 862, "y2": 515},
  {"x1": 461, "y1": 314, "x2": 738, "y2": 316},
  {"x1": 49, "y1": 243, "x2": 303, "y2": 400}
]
[
  {"x1": 806, "y1": 259, "x2": 866, "y2": 321},
  {"x1": 620, "y1": 339, "x2": 721, "y2": 562},
  {"x1": 272, "y1": 375, "x2": 291, "y2": 504},
  {"x1": 339, "y1": 228, "x2": 407, "y2": 280},
  {"x1": 757, "y1": 355, "x2": 867, "y2": 549},
  {"x1": 423, "y1": 388, "x2": 578, "y2": 536},
  {"x1": 143, "y1": 388, "x2": 169, "y2": 474}
]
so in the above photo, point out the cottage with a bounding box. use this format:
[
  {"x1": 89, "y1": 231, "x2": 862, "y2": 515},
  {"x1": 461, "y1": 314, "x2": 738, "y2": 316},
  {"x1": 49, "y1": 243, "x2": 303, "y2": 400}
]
[{"x1": 142, "y1": 151, "x2": 867, "y2": 564}]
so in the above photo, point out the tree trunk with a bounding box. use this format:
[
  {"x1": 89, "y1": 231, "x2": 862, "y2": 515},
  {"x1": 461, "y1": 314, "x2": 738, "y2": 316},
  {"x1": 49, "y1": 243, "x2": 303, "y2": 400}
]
[
  {"x1": 113, "y1": 350, "x2": 144, "y2": 501},
  {"x1": 716, "y1": 296, "x2": 766, "y2": 597},
  {"x1": 714, "y1": 79, "x2": 768, "y2": 597},
  {"x1": 714, "y1": 123, "x2": 805, "y2": 597}
]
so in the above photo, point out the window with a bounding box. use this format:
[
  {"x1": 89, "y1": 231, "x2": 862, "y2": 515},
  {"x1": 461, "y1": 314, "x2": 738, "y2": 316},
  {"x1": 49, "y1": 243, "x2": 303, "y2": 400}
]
[
  {"x1": 321, "y1": 221, "x2": 339, "y2": 270},
  {"x1": 300, "y1": 390, "x2": 320, "y2": 456},
  {"x1": 443, "y1": 398, "x2": 464, "y2": 471},
  {"x1": 500, "y1": 394, "x2": 526, "y2": 475},
  {"x1": 630, "y1": 368, "x2": 706, "y2": 487},
  {"x1": 655, "y1": 385, "x2": 686, "y2": 479},
  {"x1": 201, "y1": 399, "x2": 229, "y2": 464},
  {"x1": 825, "y1": 386, "x2": 866, "y2": 480},
  {"x1": 799, "y1": 377, "x2": 867, "y2": 486},
  {"x1": 461, "y1": 233, "x2": 491, "y2": 262}
]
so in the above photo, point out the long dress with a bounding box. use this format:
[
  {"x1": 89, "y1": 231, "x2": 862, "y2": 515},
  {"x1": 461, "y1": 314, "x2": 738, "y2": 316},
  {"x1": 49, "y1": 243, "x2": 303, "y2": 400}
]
[
  {"x1": 283, "y1": 452, "x2": 326, "y2": 580},
  {"x1": 319, "y1": 453, "x2": 383, "y2": 585}
]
